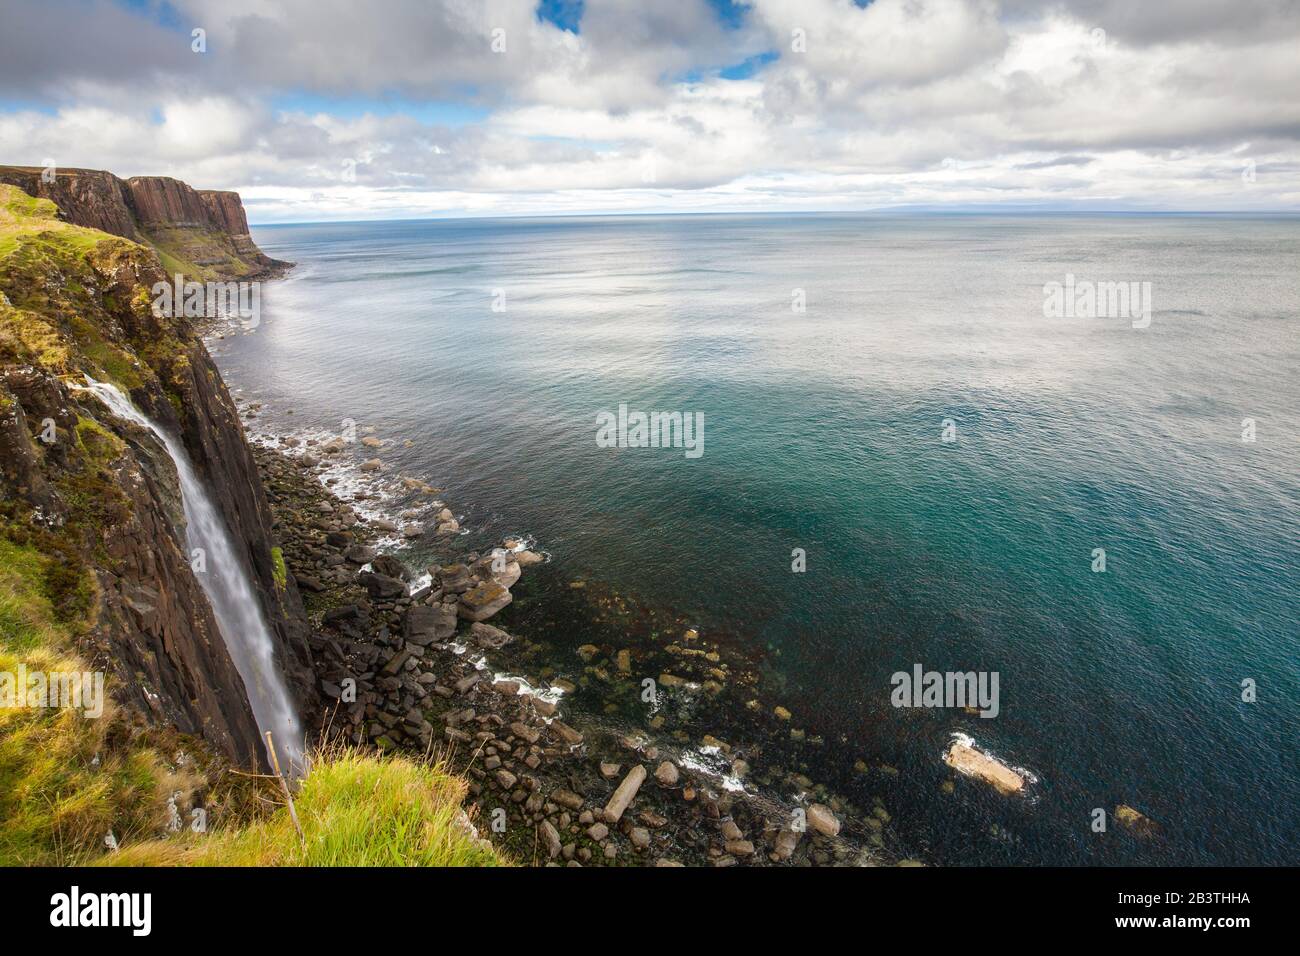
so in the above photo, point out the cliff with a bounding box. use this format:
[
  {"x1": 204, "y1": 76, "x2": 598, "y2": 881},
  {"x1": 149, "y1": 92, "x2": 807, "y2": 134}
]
[
  {"x1": 0, "y1": 181, "x2": 314, "y2": 797},
  {"x1": 0, "y1": 177, "x2": 509, "y2": 869},
  {"x1": 0, "y1": 166, "x2": 288, "y2": 280}
]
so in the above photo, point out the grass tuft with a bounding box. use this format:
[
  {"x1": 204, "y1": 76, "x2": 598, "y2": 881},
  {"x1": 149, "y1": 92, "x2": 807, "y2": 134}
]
[{"x1": 107, "y1": 746, "x2": 507, "y2": 867}]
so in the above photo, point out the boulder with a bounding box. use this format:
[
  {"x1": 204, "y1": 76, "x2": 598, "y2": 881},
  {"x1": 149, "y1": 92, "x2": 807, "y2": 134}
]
[
  {"x1": 772, "y1": 828, "x2": 802, "y2": 861},
  {"x1": 943, "y1": 738, "x2": 1026, "y2": 795},
  {"x1": 539, "y1": 820, "x2": 562, "y2": 859},
  {"x1": 457, "y1": 580, "x2": 513, "y2": 622},
  {"x1": 806, "y1": 803, "x2": 841, "y2": 837},
  {"x1": 550, "y1": 721, "x2": 583, "y2": 746},
  {"x1": 473, "y1": 551, "x2": 521, "y2": 588},
  {"x1": 381, "y1": 647, "x2": 414, "y2": 676},
  {"x1": 470, "y1": 621, "x2": 513, "y2": 649},
  {"x1": 344, "y1": 544, "x2": 377, "y2": 565},
  {"x1": 403, "y1": 605, "x2": 458, "y2": 646},
  {"x1": 603, "y1": 765, "x2": 647, "y2": 823},
  {"x1": 359, "y1": 571, "x2": 405, "y2": 599},
  {"x1": 371, "y1": 554, "x2": 407, "y2": 580},
  {"x1": 322, "y1": 604, "x2": 362, "y2": 625},
  {"x1": 435, "y1": 563, "x2": 473, "y2": 594},
  {"x1": 654, "y1": 760, "x2": 679, "y2": 786},
  {"x1": 552, "y1": 789, "x2": 585, "y2": 811}
]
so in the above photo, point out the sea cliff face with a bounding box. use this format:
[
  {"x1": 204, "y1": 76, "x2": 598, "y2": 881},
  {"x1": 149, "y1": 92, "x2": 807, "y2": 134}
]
[
  {"x1": 0, "y1": 166, "x2": 289, "y2": 279},
  {"x1": 0, "y1": 177, "x2": 312, "y2": 773}
]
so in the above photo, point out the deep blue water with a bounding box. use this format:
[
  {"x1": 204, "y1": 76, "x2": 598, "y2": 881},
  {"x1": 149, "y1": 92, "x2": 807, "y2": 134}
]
[{"x1": 215, "y1": 213, "x2": 1300, "y2": 864}]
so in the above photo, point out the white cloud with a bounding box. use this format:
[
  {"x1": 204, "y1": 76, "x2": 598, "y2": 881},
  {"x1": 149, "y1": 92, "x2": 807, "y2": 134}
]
[{"x1": 0, "y1": 0, "x2": 1297, "y2": 218}]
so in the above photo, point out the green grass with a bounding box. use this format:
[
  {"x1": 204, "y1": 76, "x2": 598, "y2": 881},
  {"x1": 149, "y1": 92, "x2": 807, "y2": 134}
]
[
  {"x1": 106, "y1": 748, "x2": 507, "y2": 867},
  {"x1": 0, "y1": 538, "x2": 178, "y2": 865},
  {"x1": 270, "y1": 546, "x2": 287, "y2": 591}
]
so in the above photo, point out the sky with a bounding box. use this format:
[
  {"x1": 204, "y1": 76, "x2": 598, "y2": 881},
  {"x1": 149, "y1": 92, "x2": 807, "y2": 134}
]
[{"x1": 1, "y1": 0, "x2": 1298, "y2": 223}]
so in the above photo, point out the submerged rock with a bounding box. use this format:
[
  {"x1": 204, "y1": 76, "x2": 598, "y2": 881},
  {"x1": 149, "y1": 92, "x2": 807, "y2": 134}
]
[
  {"x1": 1115, "y1": 804, "x2": 1160, "y2": 837},
  {"x1": 470, "y1": 621, "x2": 513, "y2": 649}
]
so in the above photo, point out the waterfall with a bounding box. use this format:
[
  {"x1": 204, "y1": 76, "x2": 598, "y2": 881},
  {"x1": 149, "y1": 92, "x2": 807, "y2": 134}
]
[{"x1": 77, "y1": 378, "x2": 305, "y2": 779}]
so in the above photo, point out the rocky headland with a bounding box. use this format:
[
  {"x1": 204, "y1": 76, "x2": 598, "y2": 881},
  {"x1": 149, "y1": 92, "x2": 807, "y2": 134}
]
[{"x1": 0, "y1": 166, "x2": 289, "y2": 280}]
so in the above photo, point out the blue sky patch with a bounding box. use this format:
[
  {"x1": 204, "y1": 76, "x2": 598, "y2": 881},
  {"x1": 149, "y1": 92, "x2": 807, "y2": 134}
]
[
  {"x1": 272, "y1": 92, "x2": 489, "y2": 127},
  {"x1": 536, "y1": 0, "x2": 584, "y2": 33},
  {"x1": 720, "y1": 50, "x2": 779, "y2": 80},
  {"x1": 706, "y1": 0, "x2": 749, "y2": 30}
]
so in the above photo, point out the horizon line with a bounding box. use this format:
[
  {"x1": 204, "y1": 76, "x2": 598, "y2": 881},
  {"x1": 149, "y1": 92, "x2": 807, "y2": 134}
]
[{"x1": 249, "y1": 207, "x2": 1300, "y2": 228}]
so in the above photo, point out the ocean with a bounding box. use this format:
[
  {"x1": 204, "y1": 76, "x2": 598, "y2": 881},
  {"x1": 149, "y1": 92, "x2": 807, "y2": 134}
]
[{"x1": 211, "y1": 212, "x2": 1300, "y2": 865}]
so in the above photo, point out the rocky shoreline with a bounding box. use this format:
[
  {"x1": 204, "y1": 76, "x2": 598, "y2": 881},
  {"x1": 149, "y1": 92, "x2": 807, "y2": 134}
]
[{"x1": 247, "y1": 416, "x2": 915, "y2": 866}]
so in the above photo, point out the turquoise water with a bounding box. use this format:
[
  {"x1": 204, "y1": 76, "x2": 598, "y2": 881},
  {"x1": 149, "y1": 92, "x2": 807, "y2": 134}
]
[{"x1": 217, "y1": 214, "x2": 1300, "y2": 864}]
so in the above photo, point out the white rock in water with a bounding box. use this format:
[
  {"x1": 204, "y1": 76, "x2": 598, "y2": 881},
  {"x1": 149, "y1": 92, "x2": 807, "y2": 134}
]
[
  {"x1": 943, "y1": 738, "x2": 1026, "y2": 795},
  {"x1": 604, "y1": 765, "x2": 647, "y2": 823},
  {"x1": 806, "y1": 803, "x2": 841, "y2": 837}
]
